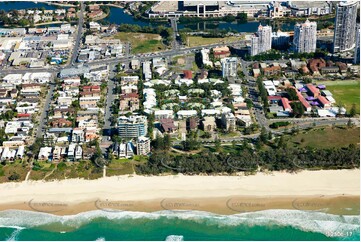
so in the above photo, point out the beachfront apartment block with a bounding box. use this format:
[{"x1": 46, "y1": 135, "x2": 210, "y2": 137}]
[
  {"x1": 117, "y1": 116, "x2": 148, "y2": 138},
  {"x1": 136, "y1": 136, "x2": 151, "y2": 156}
]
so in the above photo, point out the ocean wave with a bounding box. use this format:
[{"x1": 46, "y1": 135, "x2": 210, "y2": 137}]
[
  {"x1": 5, "y1": 226, "x2": 24, "y2": 241},
  {"x1": 0, "y1": 209, "x2": 359, "y2": 238},
  {"x1": 165, "y1": 235, "x2": 184, "y2": 241}
]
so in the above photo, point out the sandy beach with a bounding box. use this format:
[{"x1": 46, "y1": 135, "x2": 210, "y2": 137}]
[{"x1": 0, "y1": 170, "x2": 359, "y2": 215}]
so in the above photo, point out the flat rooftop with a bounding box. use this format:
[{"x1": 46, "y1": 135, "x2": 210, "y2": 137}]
[
  {"x1": 151, "y1": 1, "x2": 178, "y2": 12},
  {"x1": 289, "y1": 1, "x2": 329, "y2": 9},
  {"x1": 183, "y1": 1, "x2": 219, "y2": 7}
]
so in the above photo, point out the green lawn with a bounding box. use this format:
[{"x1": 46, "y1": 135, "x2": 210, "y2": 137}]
[
  {"x1": 316, "y1": 80, "x2": 360, "y2": 113},
  {"x1": 288, "y1": 126, "x2": 360, "y2": 149},
  {"x1": 111, "y1": 32, "x2": 165, "y2": 54},
  {"x1": 107, "y1": 160, "x2": 135, "y2": 176},
  {"x1": 0, "y1": 161, "x2": 29, "y2": 183}
]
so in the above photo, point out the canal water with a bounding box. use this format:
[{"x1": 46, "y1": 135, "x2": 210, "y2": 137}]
[
  {"x1": 104, "y1": 6, "x2": 296, "y2": 32},
  {"x1": 0, "y1": 2, "x2": 307, "y2": 32}
]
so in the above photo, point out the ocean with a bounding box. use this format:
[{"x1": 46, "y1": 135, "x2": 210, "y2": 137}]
[{"x1": 0, "y1": 209, "x2": 359, "y2": 241}]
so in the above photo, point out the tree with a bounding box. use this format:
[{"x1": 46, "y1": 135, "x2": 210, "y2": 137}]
[
  {"x1": 277, "y1": 135, "x2": 286, "y2": 148},
  {"x1": 347, "y1": 119, "x2": 353, "y2": 128},
  {"x1": 8, "y1": 172, "x2": 20, "y2": 181},
  {"x1": 231, "y1": 140, "x2": 237, "y2": 150},
  {"x1": 163, "y1": 134, "x2": 171, "y2": 150},
  {"x1": 286, "y1": 88, "x2": 298, "y2": 101},
  {"x1": 290, "y1": 102, "x2": 304, "y2": 118},
  {"x1": 260, "y1": 127, "x2": 268, "y2": 144},
  {"x1": 336, "y1": 102, "x2": 344, "y2": 116},
  {"x1": 201, "y1": 132, "x2": 211, "y2": 139},
  {"x1": 236, "y1": 12, "x2": 247, "y2": 23},
  {"x1": 349, "y1": 104, "x2": 357, "y2": 117},
  {"x1": 182, "y1": 138, "x2": 200, "y2": 151},
  {"x1": 215, "y1": 138, "x2": 222, "y2": 152}
]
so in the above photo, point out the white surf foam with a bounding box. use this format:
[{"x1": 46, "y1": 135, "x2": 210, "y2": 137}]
[
  {"x1": 95, "y1": 237, "x2": 106, "y2": 241},
  {"x1": 165, "y1": 235, "x2": 184, "y2": 241},
  {"x1": 5, "y1": 227, "x2": 24, "y2": 241},
  {"x1": 0, "y1": 209, "x2": 359, "y2": 238}
]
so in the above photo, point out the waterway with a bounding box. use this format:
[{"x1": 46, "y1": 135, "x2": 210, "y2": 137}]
[
  {"x1": 0, "y1": 2, "x2": 328, "y2": 33},
  {"x1": 0, "y1": 1, "x2": 59, "y2": 11},
  {"x1": 103, "y1": 6, "x2": 296, "y2": 32}
]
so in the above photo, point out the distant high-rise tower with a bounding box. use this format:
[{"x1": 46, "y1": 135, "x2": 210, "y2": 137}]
[
  {"x1": 354, "y1": 25, "x2": 360, "y2": 64},
  {"x1": 293, "y1": 19, "x2": 317, "y2": 53},
  {"x1": 249, "y1": 24, "x2": 272, "y2": 56},
  {"x1": 257, "y1": 24, "x2": 272, "y2": 53},
  {"x1": 333, "y1": 1, "x2": 359, "y2": 53},
  {"x1": 250, "y1": 35, "x2": 259, "y2": 56}
]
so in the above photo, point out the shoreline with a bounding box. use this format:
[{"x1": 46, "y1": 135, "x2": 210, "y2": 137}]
[
  {"x1": 0, "y1": 195, "x2": 359, "y2": 216},
  {"x1": 0, "y1": 170, "x2": 359, "y2": 216}
]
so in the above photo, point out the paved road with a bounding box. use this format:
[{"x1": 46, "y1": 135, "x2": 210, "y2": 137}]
[
  {"x1": 101, "y1": 64, "x2": 118, "y2": 148},
  {"x1": 36, "y1": 83, "x2": 55, "y2": 138},
  {"x1": 170, "y1": 18, "x2": 179, "y2": 50},
  {"x1": 77, "y1": 40, "x2": 247, "y2": 67},
  {"x1": 69, "y1": 2, "x2": 84, "y2": 66},
  {"x1": 276, "y1": 118, "x2": 360, "y2": 129},
  {"x1": 103, "y1": 65, "x2": 117, "y2": 131},
  {"x1": 0, "y1": 40, "x2": 248, "y2": 76}
]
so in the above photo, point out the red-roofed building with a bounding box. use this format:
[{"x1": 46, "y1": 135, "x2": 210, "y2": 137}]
[
  {"x1": 160, "y1": 118, "x2": 177, "y2": 133},
  {"x1": 213, "y1": 46, "x2": 231, "y2": 58},
  {"x1": 17, "y1": 113, "x2": 31, "y2": 118},
  {"x1": 183, "y1": 70, "x2": 192, "y2": 79},
  {"x1": 263, "y1": 65, "x2": 281, "y2": 76},
  {"x1": 89, "y1": 5, "x2": 100, "y2": 11},
  {"x1": 318, "y1": 96, "x2": 331, "y2": 109},
  {"x1": 308, "y1": 58, "x2": 326, "y2": 75},
  {"x1": 83, "y1": 85, "x2": 100, "y2": 92},
  {"x1": 50, "y1": 118, "x2": 72, "y2": 128},
  {"x1": 68, "y1": 7, "x2": 76, "y2": 13},
  {"x1": 296, "y1": 92, "x2": 311, "y2": 112},
  {"x1": 268, "y1": 95, "x2": 282, "y2": 104},
  {"x1": 80, "y1": 90, "x2": 100, "y2": 97},
  {"x1": 306, "y1": 84, "x2": 320, "y2": 98},
  {"x1": 119, "y1": 93, "x2": 139, "y2": 112},
  {"x1": 281, "y1": 98, "x2": 292, "y2": 112}
]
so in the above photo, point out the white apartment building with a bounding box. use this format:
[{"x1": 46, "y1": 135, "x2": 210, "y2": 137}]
[
  {"x1": 354, "y1": 25, "x2": 360, "y2": 64},
  {"x1": 221, "y1": 57, "x2": 238, "y2": 78},
  {"x1": 250, "y1": 25, "x2": 272, "y2": 56},
  {"x1": 333, "y1": 1, "x2": 359, "y2": 53},
  {"x1": 293, "y1": 19, "x2": 317, "y2": 53},
  {"x1": 136, "y1": 136, "x2": 151, "y2": 156}
]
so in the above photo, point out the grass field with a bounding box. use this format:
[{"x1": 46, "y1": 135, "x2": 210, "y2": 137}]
[
  {"x1": 0, "y1": 161, "x2": 28, "y2": 183},
  {"x1": 316, "y1": 80, "x2": 360, "y2": 113},
  {"x1": 186, "y1": 36, "x2": 241, "y2": 47},
  {"x1": 112, "y1": 32, "x2": 165, "y2": 54},
  {"x1": 106, "y1": 159, "x2": 136, "y2": 176},
  {"x1": 288, "y1": 126, "x2": 360, "y2": 149}
]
